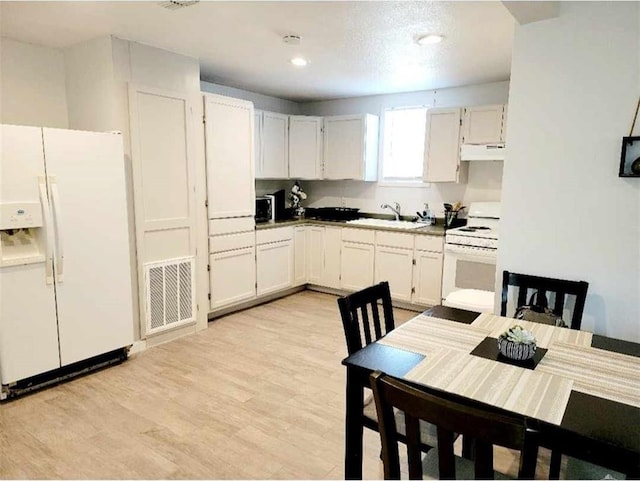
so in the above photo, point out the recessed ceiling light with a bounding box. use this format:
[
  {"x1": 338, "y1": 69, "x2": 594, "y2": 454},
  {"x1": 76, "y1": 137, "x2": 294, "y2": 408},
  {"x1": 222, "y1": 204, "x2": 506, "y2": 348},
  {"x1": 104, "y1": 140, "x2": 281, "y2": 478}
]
[
  {"x1": 416, "y1": 34, "x2": 444, "y2": 46},
  {"x1": 291, "y1": 57, "x2": 308, "y2": 67}
]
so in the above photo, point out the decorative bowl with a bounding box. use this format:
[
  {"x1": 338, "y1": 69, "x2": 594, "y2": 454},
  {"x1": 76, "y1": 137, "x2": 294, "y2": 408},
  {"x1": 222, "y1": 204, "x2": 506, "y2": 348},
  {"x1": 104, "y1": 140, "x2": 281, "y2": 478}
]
[{"x1": 497, "y1": 326, "x2": 537, "y2": 361}]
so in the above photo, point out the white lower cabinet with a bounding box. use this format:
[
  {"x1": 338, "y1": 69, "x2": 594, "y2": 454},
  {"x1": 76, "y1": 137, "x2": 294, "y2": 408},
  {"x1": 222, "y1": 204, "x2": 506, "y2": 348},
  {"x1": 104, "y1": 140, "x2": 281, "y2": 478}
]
[
  {"x1": 257, "y1": 241, "x2": 293, "y2": 296},
  {"x1": 412, "y1": 250, "x2": 443, "y2": 305},
  {"x1": 256, "y1": 227, "x2": 294, "y2": 296},
  {"x1": 294, "y1": 226, "x2": 308, "y2": 286},
  {"x1": 412, "y1": 235, "x2": 444, "y2": 306},
  {"x1": 207, "y1": 221, "x2": 444, "y2": 314},
  {"x1": 375, "y1": 246, "x2": 414, "y2": 302},
  {"x1": 209, "y1": 247, "x2": 256, "y2": 309},
  {"x1": 341, "y1": 242, "x2": 375, "y2": 291},
  {"x1": 307, "y1": 225, "x2": 341, "y2": 288},
  {"x1": 340, "y1": 228, "x2": 375, "y2": 291}
]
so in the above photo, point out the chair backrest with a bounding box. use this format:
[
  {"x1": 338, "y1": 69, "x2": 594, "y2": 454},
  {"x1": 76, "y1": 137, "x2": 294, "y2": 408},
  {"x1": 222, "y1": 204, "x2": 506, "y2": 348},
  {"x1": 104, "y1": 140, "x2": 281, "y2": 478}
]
[
  {"x1": 337, "y1": 282, "x2": 395, "y2": 355},
  {"x1": 500, "y1": 271, "x2": 589, "y2": 330},
  {"x1": 370, "y1": 371, "x2": 539, "y2": 480}
]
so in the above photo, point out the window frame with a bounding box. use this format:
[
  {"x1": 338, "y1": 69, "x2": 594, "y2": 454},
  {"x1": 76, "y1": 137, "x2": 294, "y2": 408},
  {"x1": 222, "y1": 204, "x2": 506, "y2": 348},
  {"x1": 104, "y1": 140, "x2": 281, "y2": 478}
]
[{"x1": 378, "y1": 104, "x2": 430, "y2": 187}]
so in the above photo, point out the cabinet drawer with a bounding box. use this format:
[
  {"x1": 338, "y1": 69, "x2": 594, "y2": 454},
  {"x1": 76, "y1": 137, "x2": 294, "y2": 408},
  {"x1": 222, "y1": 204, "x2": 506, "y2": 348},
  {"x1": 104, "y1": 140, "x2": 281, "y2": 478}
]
[
  {"x1": 256, "y1": 226, "x2": 293, "y2": 245},
  {"x1": 415, "y1": 235, "x2": 443, "y2": 253},
  {"x1": 209, "y1": 232, "x2": 255, "y2": 253},
  {"x1": 342, "y1": 228, "x2": 375, "y2": 244},
  {"x1": 376, "y1": 231, "x2": 414, "y2": 250},
  {"x1": 209, "y1": 217, "x2": 255, "y2": 236}
]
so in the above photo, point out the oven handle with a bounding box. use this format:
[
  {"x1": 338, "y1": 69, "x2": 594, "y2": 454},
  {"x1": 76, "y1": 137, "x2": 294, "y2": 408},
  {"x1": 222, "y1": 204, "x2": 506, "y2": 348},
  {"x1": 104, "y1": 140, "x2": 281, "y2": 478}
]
[{"x1": 445, "y1": 243, "x2": 497, "y2": 258}]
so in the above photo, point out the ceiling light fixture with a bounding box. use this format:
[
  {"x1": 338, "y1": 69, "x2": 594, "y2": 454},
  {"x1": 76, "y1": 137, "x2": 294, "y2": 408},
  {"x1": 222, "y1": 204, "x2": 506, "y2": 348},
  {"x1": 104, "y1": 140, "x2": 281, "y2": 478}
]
[
  {"x1": 416, "y1": 34, "x2": 444, "y2": 46},
  {"x1": 283, "y1": 35, "x2": 301, "y2": 45},
  {"x1": 291, "y1": 57, "x2": 308, "y2": 67}
]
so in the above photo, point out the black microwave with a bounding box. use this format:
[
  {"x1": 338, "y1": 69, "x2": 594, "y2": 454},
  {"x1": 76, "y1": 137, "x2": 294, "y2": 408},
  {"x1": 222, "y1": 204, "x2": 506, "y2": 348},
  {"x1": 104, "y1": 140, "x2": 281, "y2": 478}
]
[{"x1": 255, "y1": 195, "x2": 275, "y2": 223}]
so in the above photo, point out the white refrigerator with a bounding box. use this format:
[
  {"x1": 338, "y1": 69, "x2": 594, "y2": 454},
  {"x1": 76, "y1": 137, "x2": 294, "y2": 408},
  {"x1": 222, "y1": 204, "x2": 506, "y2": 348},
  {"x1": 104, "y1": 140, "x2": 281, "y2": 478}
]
[{"x1": 0, "y1": 124, "x2": 134, "y2": 392}]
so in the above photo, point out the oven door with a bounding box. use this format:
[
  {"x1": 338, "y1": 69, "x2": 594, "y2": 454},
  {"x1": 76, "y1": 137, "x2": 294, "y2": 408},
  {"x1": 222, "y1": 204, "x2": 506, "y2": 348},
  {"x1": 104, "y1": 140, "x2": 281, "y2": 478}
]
[{"x1": 441, "y1": 243, "x2": 497, "y2": 301}]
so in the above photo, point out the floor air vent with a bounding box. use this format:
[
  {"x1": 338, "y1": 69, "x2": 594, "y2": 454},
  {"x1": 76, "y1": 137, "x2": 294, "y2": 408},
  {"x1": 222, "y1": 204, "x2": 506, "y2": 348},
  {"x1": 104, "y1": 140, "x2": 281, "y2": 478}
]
[{"x1": 144, "y1": 257, "x2": 195, "y2": 335}]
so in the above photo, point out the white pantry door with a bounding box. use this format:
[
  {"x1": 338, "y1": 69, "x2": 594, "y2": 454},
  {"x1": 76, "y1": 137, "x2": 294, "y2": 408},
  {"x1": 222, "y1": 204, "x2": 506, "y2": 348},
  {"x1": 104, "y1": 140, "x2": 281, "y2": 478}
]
[
  {"x1": 42, "y1": 128, "x2": 134, "y2": 366},
  {"x1": 129, "y1": 85, "x2": 198, "y2": 337},
  {"x1": 0, "y1": 125, "x2": 60, "y2": 383}
]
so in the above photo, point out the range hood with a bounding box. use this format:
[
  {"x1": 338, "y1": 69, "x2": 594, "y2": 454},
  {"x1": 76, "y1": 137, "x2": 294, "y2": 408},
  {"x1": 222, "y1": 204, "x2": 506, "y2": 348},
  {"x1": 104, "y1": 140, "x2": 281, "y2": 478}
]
[{"x1": 460, "y1": 143, "x2": 506, "y2": 161}]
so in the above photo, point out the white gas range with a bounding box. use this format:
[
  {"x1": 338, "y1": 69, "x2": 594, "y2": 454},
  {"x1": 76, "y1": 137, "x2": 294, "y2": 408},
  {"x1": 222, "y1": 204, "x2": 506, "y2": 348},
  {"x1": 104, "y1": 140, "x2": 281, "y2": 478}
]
[
  {"x1": 442, "y1": 202, "x2": 501, "y2": 313},
  {"x1": 445, "y1": 202, "x2": 500, "y2": 250}
]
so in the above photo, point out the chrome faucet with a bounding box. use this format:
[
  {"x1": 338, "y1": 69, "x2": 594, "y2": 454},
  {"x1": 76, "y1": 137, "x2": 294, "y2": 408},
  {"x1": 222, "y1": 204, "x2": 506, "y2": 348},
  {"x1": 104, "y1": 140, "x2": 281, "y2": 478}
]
[{"x1": 381, "y1": 202, "x2": 401, "y2": 221}]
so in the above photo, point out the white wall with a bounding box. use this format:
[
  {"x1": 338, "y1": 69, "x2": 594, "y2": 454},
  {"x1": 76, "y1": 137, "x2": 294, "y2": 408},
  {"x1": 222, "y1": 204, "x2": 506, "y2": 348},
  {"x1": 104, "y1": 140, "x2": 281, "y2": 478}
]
[
  {"x1": 65, "y1": 36, "x2": 119, "y2": 132},
  {"x1": 498, "y1": 2, "x2": 640, "y2": 342},
  {"x1": 201, "y1": 81, "x2": 301, "y2": 114},
  {"x1": 0, "y1": 37, "x2": 68, "y2": 128},
  {"x1": 298, "y1": 81, "x2": 509, "y2": 217}
]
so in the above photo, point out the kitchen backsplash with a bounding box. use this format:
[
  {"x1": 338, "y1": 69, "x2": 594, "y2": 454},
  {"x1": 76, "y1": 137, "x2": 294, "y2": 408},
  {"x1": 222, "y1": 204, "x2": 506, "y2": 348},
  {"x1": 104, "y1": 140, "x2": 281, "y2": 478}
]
[{"x1": 256, "y1": 162, "x2": 502, "y2": 218}]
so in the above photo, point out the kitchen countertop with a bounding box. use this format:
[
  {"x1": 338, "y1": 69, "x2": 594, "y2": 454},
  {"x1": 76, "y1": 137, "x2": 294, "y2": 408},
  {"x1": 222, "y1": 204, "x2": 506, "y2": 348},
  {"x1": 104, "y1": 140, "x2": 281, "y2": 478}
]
[{"x1": 255, "y1": 217, "x2": 446, "y2": 236}]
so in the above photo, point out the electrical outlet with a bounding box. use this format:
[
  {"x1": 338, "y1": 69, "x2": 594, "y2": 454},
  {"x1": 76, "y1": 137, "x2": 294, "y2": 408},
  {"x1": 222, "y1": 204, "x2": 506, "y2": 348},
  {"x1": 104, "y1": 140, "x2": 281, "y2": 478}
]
[{"x1": 340, "y1": 197, "x2": 346, "y2": 207}]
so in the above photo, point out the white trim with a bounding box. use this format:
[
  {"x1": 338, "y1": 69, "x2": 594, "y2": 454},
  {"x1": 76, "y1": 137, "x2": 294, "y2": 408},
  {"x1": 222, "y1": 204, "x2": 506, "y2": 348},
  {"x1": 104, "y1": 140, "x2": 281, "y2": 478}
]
[
  {"x1": 128, "y1": 340, "x2": 147, "y2": 355},
  {"x1": 377, "y1": 180, "x2": 431, "y2": 189}
]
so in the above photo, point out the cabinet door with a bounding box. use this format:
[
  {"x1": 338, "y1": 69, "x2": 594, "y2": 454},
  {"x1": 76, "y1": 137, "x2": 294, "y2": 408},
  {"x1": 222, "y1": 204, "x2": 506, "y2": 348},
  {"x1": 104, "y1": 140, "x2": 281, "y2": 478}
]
[
  {"x1": 294, "y1": 226, "x2": 307, "y2": 286},
  {"x1": 323, "y1": 226, "x2": 342, "y2": 288},
  {"x1": 501, "y1": 106, "x2": 508, "y2": 143},
  {"x1": 412, "y1": 250, "x2": 443, "y2": 306},
  {"x1": 462, "y1": 104, "x2": 505, "y2": 144},
  {"x1": 209, "y1": 247, "x2": 256, "y2": 309},
  {"x1": 323, "y1": 116, "x2": 364, "y2": 180},
  {"x1": 374, "y1": 246, "x2": 414, "y2": 302},
  {"x1": 254, "y1": 110, "x2": 263, "y2": 178},
  {"x1": 257, "y1": 240, "x2": 293, "y2": 296},
  {"x1": 308, "y1": 226, "x2": 325, "y2": 284},
  {"x1": 260, "y1": 111, "x2": 289, "y2": 179},
  {"x1": 424, "y1": 108, "x2": 462, "y2": 183},
  {"x1": 341, "y1": 242, "x2": 375, "y2": 292},
  {"x1": 204, "y1": 94, "x2": 255, "y2": 218},
  {"x1": 289, "y1": 116, "x2": 323, "y2": 179}
]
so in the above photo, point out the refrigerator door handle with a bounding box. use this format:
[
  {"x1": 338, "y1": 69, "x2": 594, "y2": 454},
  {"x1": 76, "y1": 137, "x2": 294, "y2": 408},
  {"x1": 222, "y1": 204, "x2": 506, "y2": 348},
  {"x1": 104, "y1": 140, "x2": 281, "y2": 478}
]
[
  {"x1": 38, "y1": 176, "x2": 55, "y2": 285},
  {"x1": 49, "y1": 175, "x2": 65, "y2": 283}
]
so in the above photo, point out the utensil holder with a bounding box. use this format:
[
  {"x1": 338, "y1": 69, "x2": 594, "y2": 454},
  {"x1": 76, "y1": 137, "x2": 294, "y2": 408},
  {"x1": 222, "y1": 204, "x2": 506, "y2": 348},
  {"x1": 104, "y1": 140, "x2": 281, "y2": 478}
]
[{"x1": 444, "y1": 211, "x2": 458, "y2": 228}]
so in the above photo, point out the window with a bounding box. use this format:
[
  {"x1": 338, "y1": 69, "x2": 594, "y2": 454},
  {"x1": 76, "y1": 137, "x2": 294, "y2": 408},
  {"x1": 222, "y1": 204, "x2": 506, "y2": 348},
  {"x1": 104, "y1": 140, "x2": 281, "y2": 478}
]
[{"x1": 381, "y1": 106, "x2": 428, "y2": 183}]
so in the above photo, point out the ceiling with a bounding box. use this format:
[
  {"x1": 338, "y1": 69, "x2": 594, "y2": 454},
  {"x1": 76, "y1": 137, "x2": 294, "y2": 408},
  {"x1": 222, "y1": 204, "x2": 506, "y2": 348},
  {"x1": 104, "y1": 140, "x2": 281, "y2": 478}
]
[{"x1": 0, "y1": 1, "x2": 516, "y2": 102}]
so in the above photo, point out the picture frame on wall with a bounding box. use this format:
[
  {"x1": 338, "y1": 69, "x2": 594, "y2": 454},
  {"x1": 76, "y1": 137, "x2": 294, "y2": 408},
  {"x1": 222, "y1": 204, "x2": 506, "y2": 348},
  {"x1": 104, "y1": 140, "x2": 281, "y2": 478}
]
[{"x1": 619, "y1": 136, "x2": 640, "y2": 177}]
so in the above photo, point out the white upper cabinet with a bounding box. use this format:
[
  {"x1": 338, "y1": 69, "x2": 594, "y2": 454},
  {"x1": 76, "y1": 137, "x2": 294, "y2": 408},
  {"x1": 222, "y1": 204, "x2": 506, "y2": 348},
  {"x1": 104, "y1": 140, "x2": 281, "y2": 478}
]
[
  {"x1": 204, "y1": 93, "x2": 255, "y2": 219},
  {"x1": 323, "y1": 114, "x2": 379, "y2": 181},
  {"x1": 257, "y1": 111, "x2": 289, "y2": 179},
  {"x1": 289, "y1": 116, "x2": 323, "y2": 180},
  {"x1": 424, "y1": 107, "x2": 463, "y2": 183},
  {"x1": 462, "y1": 104, "x2": 506, "y2": 144},
  {"x1": 254, "y1": 110, "x2": 263, "y2": 177}
]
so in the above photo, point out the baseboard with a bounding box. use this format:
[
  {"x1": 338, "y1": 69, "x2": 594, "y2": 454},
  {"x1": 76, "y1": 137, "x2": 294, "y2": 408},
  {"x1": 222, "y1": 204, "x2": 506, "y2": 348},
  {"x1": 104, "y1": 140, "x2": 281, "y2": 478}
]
[
  {"x1": 128, "y1": 340, "x2": 147, "y2": 356},
  {"x1": 207, "y1": 285, "x2": 306, "y2": 320}
]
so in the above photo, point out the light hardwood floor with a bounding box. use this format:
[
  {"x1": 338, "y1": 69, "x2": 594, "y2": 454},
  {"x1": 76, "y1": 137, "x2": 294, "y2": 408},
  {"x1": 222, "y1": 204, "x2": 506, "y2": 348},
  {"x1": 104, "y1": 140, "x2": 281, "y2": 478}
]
[{"x1": 0, "y1": 291, "x2": 551, "y2": 479}]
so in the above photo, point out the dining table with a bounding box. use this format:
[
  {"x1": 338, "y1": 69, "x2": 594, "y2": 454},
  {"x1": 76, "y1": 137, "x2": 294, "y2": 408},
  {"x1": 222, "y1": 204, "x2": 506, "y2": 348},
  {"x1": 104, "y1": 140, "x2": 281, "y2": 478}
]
[{"x1": 342, "y1": 305, "x2": 640, "y2": 479}]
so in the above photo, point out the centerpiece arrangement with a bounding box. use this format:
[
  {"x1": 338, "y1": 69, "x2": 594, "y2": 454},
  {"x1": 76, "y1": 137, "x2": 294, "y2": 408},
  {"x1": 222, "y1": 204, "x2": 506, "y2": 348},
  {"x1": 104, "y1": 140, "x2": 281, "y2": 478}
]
[
  {"x1": 497, "y1": 325, "x2": 537, "y2": 361},
  {"x1": 289, "y1": 181, "x2": 307, "y2": 217}
]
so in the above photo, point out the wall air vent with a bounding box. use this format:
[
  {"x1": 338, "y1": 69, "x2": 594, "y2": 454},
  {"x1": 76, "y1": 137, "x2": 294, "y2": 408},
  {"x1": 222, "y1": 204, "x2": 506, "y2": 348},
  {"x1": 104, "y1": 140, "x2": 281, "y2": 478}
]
[
  {"x1": 144, "y1": 256, "x2": 195, "y2": 335},
  {"x1": 158, "y1": 0, "x2": 199, "y2": 10}
]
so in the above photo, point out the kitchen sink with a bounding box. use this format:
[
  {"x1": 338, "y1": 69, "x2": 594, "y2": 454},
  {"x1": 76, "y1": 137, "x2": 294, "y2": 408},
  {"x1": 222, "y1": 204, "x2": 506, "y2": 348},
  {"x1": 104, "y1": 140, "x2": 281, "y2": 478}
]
[{"x1": 346, "y1": 218, "x2": 429, "y2": 230}]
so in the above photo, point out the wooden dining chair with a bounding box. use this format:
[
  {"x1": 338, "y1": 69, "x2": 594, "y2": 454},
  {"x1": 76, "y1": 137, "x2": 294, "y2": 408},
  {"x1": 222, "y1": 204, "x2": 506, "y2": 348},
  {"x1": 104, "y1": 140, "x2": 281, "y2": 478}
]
[
  {"x1": 337, "y1": 282, "x2": 439, "y2": 451},
  {"x1": 501, "y1": 271, "x2": 594, "y2": 479},
  {"x1": 500, "y1": 271, "x2": 589, "y2": 330},
  {"x1": 337, "y1": 281, "x2": 395, "y2": 356},
  {"x1": 370, "y1": 371, "x2": 540, "y2": 480}
]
